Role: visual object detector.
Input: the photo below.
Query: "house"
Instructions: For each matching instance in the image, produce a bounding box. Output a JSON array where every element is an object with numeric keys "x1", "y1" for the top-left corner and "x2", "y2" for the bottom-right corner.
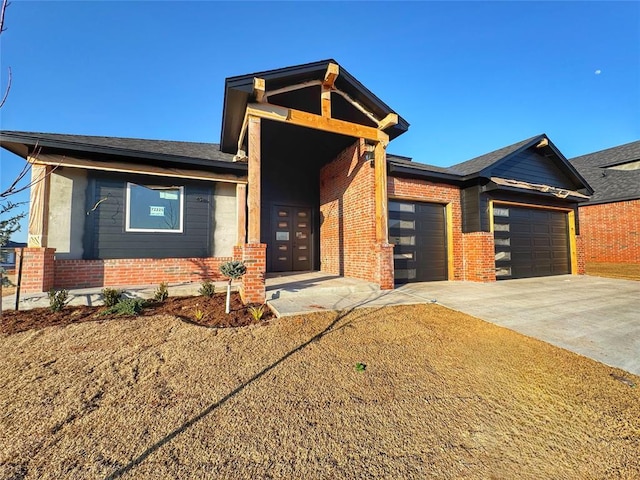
[
  {"x1": 0, "y1": 240, "x2": 27, "y2": 270},
  {"x1": 569, "y1": 141, "x2": 640, "y2": 270},
  {"x1": 0, "y1": 59, "x2": 594, "y2": 302}
]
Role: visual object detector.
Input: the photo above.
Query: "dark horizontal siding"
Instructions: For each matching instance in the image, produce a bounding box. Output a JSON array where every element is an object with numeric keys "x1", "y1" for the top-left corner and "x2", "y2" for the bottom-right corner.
[
  {"x1": 84, "y1": 172, "x2": 212, "y2": 260},
  {"x1": 491, "y1": 150, "x2": 577, "y2": 189}
]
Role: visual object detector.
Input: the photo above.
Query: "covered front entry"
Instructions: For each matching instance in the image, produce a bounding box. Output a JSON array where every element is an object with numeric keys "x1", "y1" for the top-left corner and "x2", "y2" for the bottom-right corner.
[
  {"x1": 493, "y1": 204, "x2": 571, "y2": 279},
  {"x1": 269, "y1": 205, "x2": 313, "y2": 272},
  {"x1": 389, "y1": 200, "x2": 448, "y2": 283}
]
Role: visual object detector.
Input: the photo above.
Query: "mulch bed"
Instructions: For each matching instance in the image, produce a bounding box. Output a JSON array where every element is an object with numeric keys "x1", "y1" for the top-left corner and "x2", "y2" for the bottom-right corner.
[{"x1": 0, "y1": 292, "x2": 273, "y2": 335}]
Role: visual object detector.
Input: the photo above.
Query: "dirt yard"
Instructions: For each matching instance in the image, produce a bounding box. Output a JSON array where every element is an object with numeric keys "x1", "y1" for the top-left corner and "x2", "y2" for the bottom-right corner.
[
  {"x1": 586, "y1": 262, "x2": 640, "y2": 281},
  {"x1": 1, "y1": 304, "x2": 638, "y2": 479}
]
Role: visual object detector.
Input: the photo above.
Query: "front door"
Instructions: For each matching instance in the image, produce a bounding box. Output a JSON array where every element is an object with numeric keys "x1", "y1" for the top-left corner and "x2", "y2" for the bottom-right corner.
[{"x1": 271, "y1": 205, "x2": 312, "y2": 272}]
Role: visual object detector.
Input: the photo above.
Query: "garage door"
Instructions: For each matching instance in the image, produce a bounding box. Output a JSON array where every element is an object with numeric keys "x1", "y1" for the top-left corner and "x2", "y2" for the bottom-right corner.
[
  {"x1": 493, "y1": 205, "x2": 570, "y2": 280},
  {"x1": 389, "y1": 200, "x2": 447, "y2": 283}
]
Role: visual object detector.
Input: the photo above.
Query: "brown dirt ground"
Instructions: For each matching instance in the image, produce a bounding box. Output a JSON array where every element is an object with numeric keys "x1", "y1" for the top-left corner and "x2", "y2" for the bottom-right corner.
[
  {"x1": 0, "y1": 304, "x2": 638, "y2": 479},
  {"x1": 0, "y1": 292, "x2": 272, "y2": 335},
  {"x1": 586, "y1": 262, "x2": 640, "y2": 281}
]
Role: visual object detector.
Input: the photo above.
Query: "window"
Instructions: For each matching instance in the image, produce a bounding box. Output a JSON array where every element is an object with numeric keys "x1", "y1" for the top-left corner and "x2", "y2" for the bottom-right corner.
[{"x1": 126, "y1": 183, "x2": 184, "y2": 233}]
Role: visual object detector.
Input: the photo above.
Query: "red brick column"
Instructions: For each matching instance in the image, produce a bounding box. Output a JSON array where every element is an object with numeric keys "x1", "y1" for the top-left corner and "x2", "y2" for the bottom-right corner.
[
  {"x1": 240, "y1": 243, "x2": 266, "y2": 304},
  {"x1": 462, "y1": 233, "x2": 496, "y2": 282},
  {"x1": 374, "y1": 243, "x2": 394, "y2": 290},
  {"x1": 16, "y1": 247, "x2": 56, "y2": 293}
]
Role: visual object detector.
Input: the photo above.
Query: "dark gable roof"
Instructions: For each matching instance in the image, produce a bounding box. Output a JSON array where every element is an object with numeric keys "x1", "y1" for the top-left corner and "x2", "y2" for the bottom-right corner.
[
  {"x1": 220, "y1": 59, "x2": 409, "y2": 153},
  {"x1": 570, "y1": 140, "x2": 640, "y2": 204},
  {"x1": 0, "y1": 131, "x2": 243, "y2": 171},
  {"x1": 449, "y1": 135, "x2": 544, "y2": 175}
]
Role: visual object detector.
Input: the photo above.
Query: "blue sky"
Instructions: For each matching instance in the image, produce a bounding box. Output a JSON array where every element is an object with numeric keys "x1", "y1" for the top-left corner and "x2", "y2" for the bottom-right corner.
[{"x1": 1, "y1": 1, "x2": 639, "y2": 242}]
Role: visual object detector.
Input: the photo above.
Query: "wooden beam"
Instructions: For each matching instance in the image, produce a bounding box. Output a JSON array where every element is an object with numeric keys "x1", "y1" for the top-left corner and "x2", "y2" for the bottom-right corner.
[
  {"x1": 323, "y1": 62, "x2": 339, "y2": 88},
  {"x1": 264, "y1": 80, "x2": 322, "y2": 101},
  {"x1": 374, "y1": 142, "x2": 389, "y2": 244},
  {"x1": 253, "y1": 77, "x2": 266, "y2": 103},
  {"x1": 247, "y1": 116, "x2": 261, "y2": 244},
  {"x1": 378, "y1": 113, "x2": 398, "y2": 130},
  {"x1": 568, "y1": 210, "x2": 579, "y2": 274},
  {"x1": 236, "y1": 183, "x2": 247, "y2": 245},
  {"x1": 27, "y1": 164, "x2": 51, "y2": 247},
  {"x1": 246, "y1": 103, "x2": 389, "y2": 145},
  {"x1": 237, "y1": 111, "x2": 249, "y2": 153},
  {"x1": 536, "y1": 138, "x2": 549, "y2": 148},
  {"x1": 321, "y1": 87, "x2": 331, "y2": 118},
  {"x1": 332, "y1": 89, "x2": 380, "y2": 127}
]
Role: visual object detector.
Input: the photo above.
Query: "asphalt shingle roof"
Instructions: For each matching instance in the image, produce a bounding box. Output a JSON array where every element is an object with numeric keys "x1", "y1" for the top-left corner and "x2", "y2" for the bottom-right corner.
[
  {"x1": 570, "y1": 140, "x2": 640, "y2": 204},
  {"x1": 448, "y1": 135, "x2": 542, "y2": 175},
  {"x1": 0, "y1": 131, "x2": 235, "y2": 163}
]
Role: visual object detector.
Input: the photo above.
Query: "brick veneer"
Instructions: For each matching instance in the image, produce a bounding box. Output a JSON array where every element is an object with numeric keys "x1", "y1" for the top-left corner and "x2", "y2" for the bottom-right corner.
[
  {"x1": 320, "y1": 140, "x2": 378, "y2": 282},
  {"x1": 462, "y1": 232, "x2": 496, "y2": 282},
  {"x1": 388, "y1": 176, "x2": 466, "y2": 280},
  {"x1": 239, "y1": 243, "x2": 266, "y2": 304},
  {"x1": 579, "y1": 200, "x2": 640, "y2": 264},
  {"x1": 16, "y1": 248, "x2": 55, "y2": 293},
  {"x1": 51, "y1": 256, "x2": 232, "y2": 292}
]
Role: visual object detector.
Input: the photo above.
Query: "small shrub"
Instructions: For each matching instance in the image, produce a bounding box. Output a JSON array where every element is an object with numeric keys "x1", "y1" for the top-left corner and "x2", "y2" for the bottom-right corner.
[
  {"x1": 101, "y1": 288, "x2": 122, "y2": 307},
  {"x1": 154, "y1": 282, "x2": 169, "y2": 302},
  {"x1": 219, "y1": 261, "x2": 247, "y2": 281},
  {"x1": 101, "y1": 298, "x2": 146, "y2": 316},
  {"x1": 198, "y1": 280, "x2": 216, "y2": 298},
  {"x1": 355, "y1": 362, "x2": 367, "y2": 372},
  {"x1": 193, "y1": 307, "x2": 205, "y2": 321},
  {"x1": 247, "y1": 304, "x2": 267, "y2": 321},
  {"x1": 48, "y1": 289, "x2": 69, "y2": 312}
]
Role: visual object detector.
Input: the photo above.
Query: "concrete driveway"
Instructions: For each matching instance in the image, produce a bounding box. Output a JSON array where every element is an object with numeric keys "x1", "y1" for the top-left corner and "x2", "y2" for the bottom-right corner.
[
  {"x1": 269, "y1": 274, "x2": 640, "y2": 376},
  {"x1": 396, "y1": 275, "x2": 640, "y2": 376}
]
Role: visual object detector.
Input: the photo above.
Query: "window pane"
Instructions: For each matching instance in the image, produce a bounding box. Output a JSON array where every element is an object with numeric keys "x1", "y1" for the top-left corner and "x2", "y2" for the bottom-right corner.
[
  {"x1": 495, "y1": 251, "x2": 511, "y2": 261},
  {"x1": 389, "y1": 219, "x2": 415, "y2": 229},
  {"x1": 494, "y1": 207, "x2": 509, "y2": 217},
  {"x1": 496, "y1": 267, "x2": 512, "y2": 276},
  {"x1": 389, "y1": 201, "x2": 415, "y2": 213},
  {"x1": 390, "y1": 235, "x2": 415, "y2": 245},
  {"x1": 127, "y1": 184, "x2": 182, "y2": 232},
  {"x1": 494, "y1": 223, "x2": 510, "y2": 232}
]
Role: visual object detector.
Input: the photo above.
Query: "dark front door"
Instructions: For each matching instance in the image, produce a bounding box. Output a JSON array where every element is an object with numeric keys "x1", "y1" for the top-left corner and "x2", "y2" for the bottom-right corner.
[
  {"x1": 494, "y1": 205, "x2": 570, "y2": 279},
  {"x1": 389, "y1": 200, "x2": 448, "y2": 283},
  {"x1": 271, "y1": 205, "x2": 312, "y2": 272}
]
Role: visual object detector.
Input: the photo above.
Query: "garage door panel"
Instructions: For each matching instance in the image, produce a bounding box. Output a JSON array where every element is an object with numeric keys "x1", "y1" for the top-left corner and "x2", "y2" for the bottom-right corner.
[
  {"x1": 494, "y1": 205, "x2": 570, "y2": 280},
  {"x1": 390, "y1": 201, "x2": 447, "y2": 283}
]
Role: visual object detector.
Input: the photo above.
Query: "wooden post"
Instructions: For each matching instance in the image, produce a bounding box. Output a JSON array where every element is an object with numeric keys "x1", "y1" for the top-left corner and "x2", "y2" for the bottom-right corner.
[
  {"x1": 236, "y1": 183, "x2": 247, "y2": 245},
  {"x1": 27, "y1": 164, "x2": 51, "y2": 247},
  {"x1": 247, "y1": 116, "x2": 261, "y2": 244},
  {"x1": 374, "y1": 142, "x2": 389, "y2": 244}
]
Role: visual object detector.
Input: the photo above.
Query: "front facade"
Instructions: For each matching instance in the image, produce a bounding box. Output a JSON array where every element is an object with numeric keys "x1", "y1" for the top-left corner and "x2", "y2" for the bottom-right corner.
[{"x1": 1, "y1": 60, "x2": 597, "y2": 301}]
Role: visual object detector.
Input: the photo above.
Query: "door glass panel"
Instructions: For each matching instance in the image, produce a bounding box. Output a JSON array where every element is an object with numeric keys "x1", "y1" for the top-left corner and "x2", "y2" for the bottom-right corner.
[
  {"x1": 495, "y1": 251, "x2": 511, "y2": 261},
  {"x1": 494, "y1": 207, "x2": 509, "y2": 217},
  {"x1": 389, "y1": 219, "x2": 415, "y2": 229},
  {"x1": 298, "y1": 256, "x2": 307, "y2": 261},
  {"x1": 278, "y1": 256, "x2": 287, "y2": 261},
  {"x1": 296, "y1": 232, "x2": 307, "y2": 239},
  {"x1": 496, "y1": 267, "x2": 512, "y2": 276},
  {"x1": 390, "y1": 235, "x2": 415, "y2": 245},
  {"x1": 389, "y1": 201, "x2": 415, "y2": 213},
  {"x1": 278, "y1": 245, "x2": 287, "y2": 251},
  {"x1": 298, "y1": 222, "x2": 307, "y2": 228},
  {"x1": 394, "y1": 252, "x2": 414, "y2": 259},
  {"x1": 278, "y1": 211, "x2": 288, "y2": 217},
  {"x1": 297, "y1": 211, "x2": 307, "y2": 217},
  {"x1": 278, "y1": 221, "x2": 289, "y2": 228},
  {"x1": 494, "y1": 223, "x2": 510, "y2": 232},
  {"x1": 276, "y1": 231, "x2": 289, "y2": 241},
  {"x1": 298, "y1": 245, "x2": 307, "y2": 250},
  {"x1": 494, "y1": 238, "x2": 511, "y2": 246},
  {"x1": 395, "y1": 269, "x2": 417, "y2": 280}
]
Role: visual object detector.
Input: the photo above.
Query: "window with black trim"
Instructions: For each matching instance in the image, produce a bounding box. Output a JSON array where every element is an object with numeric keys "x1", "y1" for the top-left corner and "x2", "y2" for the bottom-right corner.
[{"x1": 125, "y1": 183, "x2": 184, "y2": 233}]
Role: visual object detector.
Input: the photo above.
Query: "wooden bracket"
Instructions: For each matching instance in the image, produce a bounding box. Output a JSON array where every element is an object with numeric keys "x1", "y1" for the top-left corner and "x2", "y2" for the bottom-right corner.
[
  {"x1": 253, "y1": 77, "x2": 266, "y2": 103},
  {"x1": 378, "y1": 113, "x2": 398, "y2": 130},
  {"x1": 323, "y1": 62, "x2": 339, "y2": 88}
]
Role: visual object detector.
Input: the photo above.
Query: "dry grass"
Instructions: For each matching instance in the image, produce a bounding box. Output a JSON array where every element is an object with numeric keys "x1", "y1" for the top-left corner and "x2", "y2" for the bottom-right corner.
[
  {"x1": 586, "y1": 262, "x2": 640, "y2": 281},
  {"x1": 1, "y1": 304, "x2": 638, "y2": 479}
]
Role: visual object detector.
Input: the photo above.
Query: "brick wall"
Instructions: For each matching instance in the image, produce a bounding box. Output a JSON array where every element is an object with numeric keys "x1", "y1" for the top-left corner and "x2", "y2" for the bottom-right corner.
[
  {"x1": 579, "y1": 200, "x2": 640, "y2": 264},
  {"x1": 16, "y1": 248, "x2": 56, "y2": 293},
  {"x1": 320, "y1": 140, "x2": 378, "y2": 282},
  {"x1": 239, "y1": 243, "x2": 266, "y2": 304},
  {"x1": 462, "y1": 233, "x2": 496, "y2": 282},
  {"x1": 388, "y1": 176, "x2": 465, "y2": 280},
  {"x1": 53, "y1": 256, "x2": 233, "y2": 290}
]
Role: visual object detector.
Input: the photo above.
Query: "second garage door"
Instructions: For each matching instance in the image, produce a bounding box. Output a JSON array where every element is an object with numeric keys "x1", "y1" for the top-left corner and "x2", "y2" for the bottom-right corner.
[
  {"x1": 389, "y1": 200, "x2": 447, "y2": 283},
  {"x1": 493, "y1": 205, "x2": 570, "y2": 279}
]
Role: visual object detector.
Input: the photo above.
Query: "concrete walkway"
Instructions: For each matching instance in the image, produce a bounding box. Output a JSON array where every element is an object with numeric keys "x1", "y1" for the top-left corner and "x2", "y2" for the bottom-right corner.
[{"x1": 268, "y1": 273, "x2": 640, "y2": 376}]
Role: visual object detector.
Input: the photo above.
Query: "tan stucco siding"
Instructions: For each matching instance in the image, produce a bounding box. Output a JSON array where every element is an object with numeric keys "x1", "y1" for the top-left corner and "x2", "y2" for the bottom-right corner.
[
  {"x1": 212, "y1": 182, "x2": 237, "y2": 257},
  {"x1": 48, "y1": 167, "x2": 87, "y2": 259}
]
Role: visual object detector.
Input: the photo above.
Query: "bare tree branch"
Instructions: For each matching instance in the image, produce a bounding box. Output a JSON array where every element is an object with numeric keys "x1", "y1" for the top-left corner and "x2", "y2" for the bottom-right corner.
[{"x1": 0, "y1": 0, "x2": 11, "y2": 108}]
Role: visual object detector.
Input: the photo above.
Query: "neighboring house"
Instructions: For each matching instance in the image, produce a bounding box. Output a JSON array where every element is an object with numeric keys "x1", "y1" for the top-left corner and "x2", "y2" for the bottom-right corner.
[
  {"x1": 0, "y1": 59, "x2": 594, "y2": 302},
  {"x1": 0, "y1": 240, "x2": 28, "y2": 270},
  {"x1": 570, "y1": 141, "x2": 640, "y2": 268}
]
